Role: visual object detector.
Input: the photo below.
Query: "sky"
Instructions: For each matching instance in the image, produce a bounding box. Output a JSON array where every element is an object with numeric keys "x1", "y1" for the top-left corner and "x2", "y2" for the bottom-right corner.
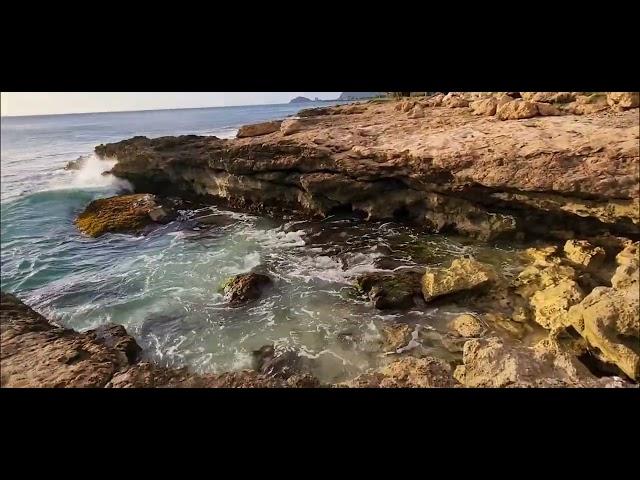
[{"x1": 0, "y1": 92, "x2": 343, "y2": 117}]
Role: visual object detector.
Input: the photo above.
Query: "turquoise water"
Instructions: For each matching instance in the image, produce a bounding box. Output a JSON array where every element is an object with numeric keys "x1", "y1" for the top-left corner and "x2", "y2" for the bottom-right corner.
[{"x1": 1, "y1": 103, "x2": 524, "y2": 383}]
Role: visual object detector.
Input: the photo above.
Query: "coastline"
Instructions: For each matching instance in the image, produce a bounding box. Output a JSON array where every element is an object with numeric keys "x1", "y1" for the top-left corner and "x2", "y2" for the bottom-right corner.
[{"x1": 2, "y1": 92, "x2": 639, "y2": 388}]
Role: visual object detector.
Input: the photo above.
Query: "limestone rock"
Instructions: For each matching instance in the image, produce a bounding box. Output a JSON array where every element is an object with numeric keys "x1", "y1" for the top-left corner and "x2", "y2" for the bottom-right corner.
[
  {"x1": 563, "y1": 240, "x2": 605, "y2": 269},
  {"x1": 520, "y1": 92, "x2": 576, "y2": 104},
  {"x1": 470, "y1": 98, "x2": 498, "y2": 116},
  {"x1": 442, "y1": 93, "x2": 470, "y2": 108},
  {"x1": 449, "y1": 314, "x2": 485, "y2": 337},
  {"x1": 496, "y1": 99, "x2": 539, "y2": 120},
  {"x1": 221, "y1": 272, "x2": 272, "y2": 305},
  {"x1": 345, "y1": 356, "x2": 458, "y2": 388},
  {"x1": 75, "y1": 194, "x2": 174, "y2": 237},
  {"x1": 281, "y1": 119, "x2": 305, "y2": 136},
  {"x1": 535, "y1": 102, "x2": 562, "y2": 116},
  {"x1": 607, "y1": 92, "x2": 639, "y2": 110},
  {"x1": 236, "y1": 120, "x2": 282, "y2": 138},
  {"x1": 422, "y1": 258, "x2": 496, "y2": 303},
  {"x1": 453, "y1": 336, "x2": 629, "y2": 387}
]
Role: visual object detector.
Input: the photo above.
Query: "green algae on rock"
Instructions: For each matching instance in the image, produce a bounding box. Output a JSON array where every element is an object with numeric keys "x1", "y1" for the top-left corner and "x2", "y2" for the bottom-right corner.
[{"x1": 74, "y1": 193, "x2": 175, "y2": 237}]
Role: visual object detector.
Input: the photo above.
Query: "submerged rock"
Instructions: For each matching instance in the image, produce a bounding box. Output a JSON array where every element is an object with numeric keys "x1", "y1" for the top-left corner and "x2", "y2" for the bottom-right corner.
[
  {"x1": 75, "y1": 194, "x2": 175, "y2": 237},
  {"x1": 421, "y1": 258, "x2": 496, "y2": 303},
  {"x1": 355, "y1": 271, "x2": 423, "y2": 309},
  {"x1": 221, "y1": 272, "x2": 272, "y2": 305},
  {"x1": 85, "y1": 323, "x2": 141, "y2": 364}
]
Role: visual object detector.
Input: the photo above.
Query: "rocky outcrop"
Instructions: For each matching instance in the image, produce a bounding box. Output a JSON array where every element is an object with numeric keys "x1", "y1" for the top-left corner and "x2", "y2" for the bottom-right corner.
[
  {"x1": 236, "y1": 120, "x2": 282, "y2": 138},
  {"x1": 422, "y1": 259, "x2": 496, "y2": 303},
  {"x1": 453, "y1": 336, "x2": 632, "y2": 387},
  {"x1": 221, "y1": 272, "x2": 272, "y2": 305},
  {"x1": 344, "y1": 356, "x2": 458, "y2": 388},
  {"x1": 449, "y1": 314, "x2": 486, "y2": 338},
  {"x1": 74, "y1": 194, "x2": 175, "y2": 237},
  {"x1": 98, "y1": 95, "x2": 639, "y2": 243},
  {"x1": 0, "y1": 292, "x2": 317, "y2": 388}
]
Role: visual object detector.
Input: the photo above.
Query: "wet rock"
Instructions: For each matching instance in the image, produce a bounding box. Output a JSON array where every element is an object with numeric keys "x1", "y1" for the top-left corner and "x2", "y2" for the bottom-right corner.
[
  {"x1": 563, "y1": 240, "x2": 605, "y2": 270},
  {"x1": 607, "y1": 92, "x2": 639, "y2": 110},
  {"x1": 449, "y1": 314, "x2": 485, "y2": 338},
  {"x1": 75, "y1": 194, "x2": 175, "y2": 237},
  {"x1": 252, "y1": 344, "x2": 307, "y2": 379},
  {"x1": 221, "y1": 272, "x2": 272, "y2": 305},
  {"x1": 421, "y1": 258, "x2": 496, "y2": 303},
  {"x1": 236, "y1": 120, "x2": 282, "y2": 138},
  {"x1": 85, "y1": 323, "x2": 141, "y2": 364},
  {"x1": 1, "y1": 292, "x2": 126, "y2": 387},
  {"x1": 355, "y1": 271, "x2": 423, "y2": 309},
  {"x1": 64, "y1": 156, "x2": 87, "y2": 171},
  {"x1": 380, "y1": 323, "x2": 413, "y2": 352},
  {"x1": 470, "y1": 98, "x2": 498, "y2": 116},
  {"x1": 192, "y1": 213, "x2": 235, "y2": 227},
  {"x1": 344, "y1": 356, "x2": 458, "y2": 388},
  {"x1": 496, "y1": 99, "x2": 539, "y2": 120},
  {"x1": 453, "y1": 336, "x2": 631, "y2": 388}
]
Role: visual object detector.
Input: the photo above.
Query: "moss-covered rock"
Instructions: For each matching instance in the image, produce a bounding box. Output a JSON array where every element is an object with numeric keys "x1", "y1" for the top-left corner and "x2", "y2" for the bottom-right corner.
[
  {"x1": 355, "y1": 271, "x2": 423, "y2": 310},
  {"x1": 75, "y1": 194, "x2": 174, "y2": 237}
]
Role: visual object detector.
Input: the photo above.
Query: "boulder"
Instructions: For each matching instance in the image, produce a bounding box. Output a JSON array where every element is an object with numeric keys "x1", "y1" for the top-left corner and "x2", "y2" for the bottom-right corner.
[
  {"x1": 496, "y1": 99, "x2": 539, "y2": 120},
  {"x1": 236, "y1": 120, "x2": 282, "y2": 138},
  {"x1": 607, "y1": 92, "x2": 639, "y2": 110},
  {"x1": 470, "y1": 98, "x2": 498, "y2": 116},
  {"x1": 356, "y1": 271, "x2": 423, "y2": 309},
  {"x1": 75, "y1": 194, "x2": 175, "y2": 237},
  {"x1": 422, "y1": 258, "x2": 496, "y2": 303},
  {"x1": 535, "y1": 102, "x2": 562, "y2": 116},
  {"x1": 520, "y1": 92, "x2": 576, "y2": 104},
  {"x1": 407, "y1": 104, "x2": 425, "y2": 119},
  {"x1": 221, "y1": 272, "x2": 272, "y2": 305}
]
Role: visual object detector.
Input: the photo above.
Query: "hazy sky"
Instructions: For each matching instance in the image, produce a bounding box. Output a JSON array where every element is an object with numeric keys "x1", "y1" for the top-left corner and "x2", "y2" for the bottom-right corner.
[{"x1": 0, "y1": 92, "x2": 342, "y2": 117}]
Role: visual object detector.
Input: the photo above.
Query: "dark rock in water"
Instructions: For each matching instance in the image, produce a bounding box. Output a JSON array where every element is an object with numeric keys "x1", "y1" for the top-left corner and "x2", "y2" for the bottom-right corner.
[
  {"x1": 355, "y1": 270, "x2": 423, "y2": 310},
  {"x1": 252, "y1": 344, "x2": 317, "y2": 381},
  {"x1": 65, "y1": 156, "x2": 87, "y2": 171},
  {"x1": 192, "y1": 213, "x2": 235, "y2": 227},
  {"x1": 221, "y1": 272, "x2": 272, "y2": 305},
  {"x1": 85, "y1": 323, "x2": 141, "y2": 364}
]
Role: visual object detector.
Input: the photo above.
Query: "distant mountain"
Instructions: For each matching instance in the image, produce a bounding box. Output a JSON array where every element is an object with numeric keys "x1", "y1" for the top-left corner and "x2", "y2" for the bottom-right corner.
[
  {"x1": 289, "y1": 96, "x2": 312, "y2": 104},
  {"x1": 338, "y1": 92, "x2": 384, "y2": 101}
]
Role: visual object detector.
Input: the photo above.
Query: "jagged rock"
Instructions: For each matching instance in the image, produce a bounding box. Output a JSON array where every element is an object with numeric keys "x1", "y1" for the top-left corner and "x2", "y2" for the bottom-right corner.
[
  {"x1": 85, "y1": 324, "x2": 141, "y2": 364},
  {"x1": 75, "y1": 194, "x2": 175, "y2": 237},
  {"x1": 607, "y1": 92, "x2": 639, "y2": 110},
  {"x1": 221, "y1": 272, "x2": 272, "y2": 305},
  {"x1": 356, "y1": 271, "x2": 423, "y2": 309},
  {"x1": 496, "y1": 99, "x2": 539, "y2": 120},
  {"x1": 236, "y1": 120, "x2": 282, "y2": 138},
  {"x1": 344, "y1": 356, "x2": 458, "y2": 388},
  {"x1": 380, "y1": 323, "x2": 413, "y2": 352},
  {"x1": 567, "y1": 242, "x2": 639, "y2": 380},
  {"x1": 422, "y1": 259, "x2": 496, "y2": 303},
  {"x1": 64, "y1": 156, "x2": 87, "y2": 171},
  {"x1": 563, "y1": 240, "x2": 605, "y2": 269},
  {"x1": 453, "y1": 336, "x2": 630, "y2": 387},
  {"x1": 449, "y1": 314, "x2": 485, "y2": 337},
  {"x1": 470, "y1": 98, "x2": 498, "y2": 116}
]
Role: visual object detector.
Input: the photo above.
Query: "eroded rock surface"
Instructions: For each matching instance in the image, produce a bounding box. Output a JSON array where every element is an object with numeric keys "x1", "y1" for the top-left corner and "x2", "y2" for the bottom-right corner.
[
  {"x1": 422, "y1": 258, "x2": 496, "y2": 303},
  {"x1": 99, "y1": 94, "x2": 639, "y2": 242}
]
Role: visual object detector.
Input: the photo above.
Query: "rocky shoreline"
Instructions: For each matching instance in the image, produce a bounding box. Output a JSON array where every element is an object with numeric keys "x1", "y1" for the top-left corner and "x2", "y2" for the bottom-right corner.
[{"x1": 2, "y1": 92, "x2": 639, "y2": 388}]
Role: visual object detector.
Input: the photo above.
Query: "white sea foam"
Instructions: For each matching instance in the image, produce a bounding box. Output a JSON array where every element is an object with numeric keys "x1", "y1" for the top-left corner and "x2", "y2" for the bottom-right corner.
[{"x1": 48, "y1": 154, "x2": 132, "y2": 192}]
